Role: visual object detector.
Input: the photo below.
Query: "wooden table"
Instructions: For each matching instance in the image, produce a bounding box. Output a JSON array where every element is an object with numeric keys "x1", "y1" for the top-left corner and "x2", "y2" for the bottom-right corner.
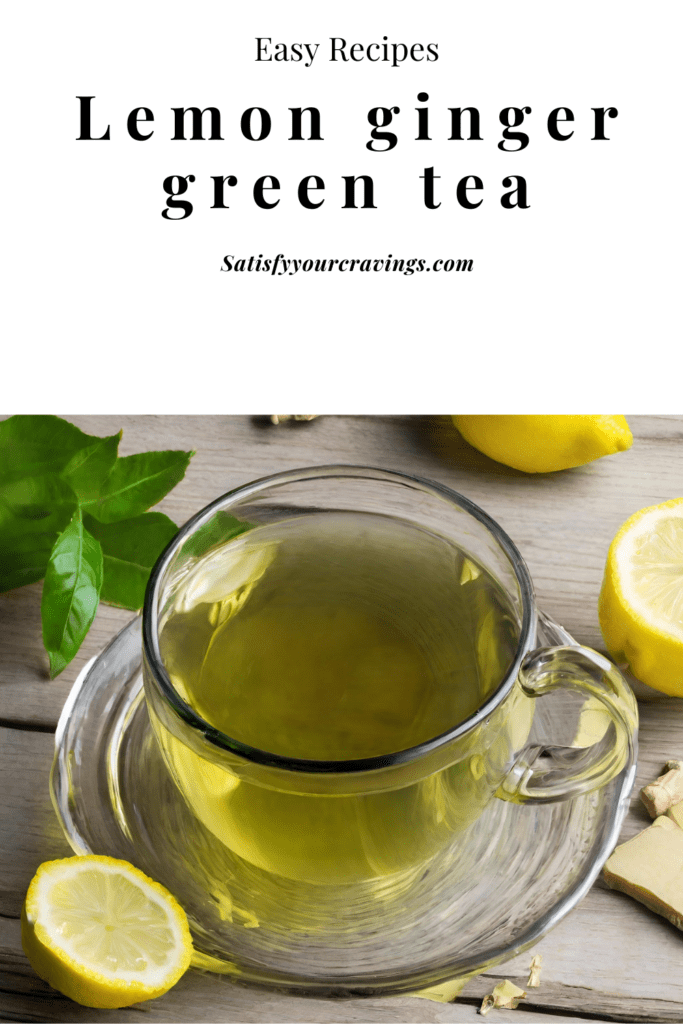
[{"x1": 3, "y1": 415, "x2": 683, "y2": 1024}]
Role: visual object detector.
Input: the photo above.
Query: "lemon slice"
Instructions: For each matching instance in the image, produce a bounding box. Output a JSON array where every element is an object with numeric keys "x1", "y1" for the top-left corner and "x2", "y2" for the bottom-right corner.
[
  {"x1": 22, "y1": 856, "x2": 193, "y2": 1008},
  {"x1": 599, "y1": 498, "x2": 683, "y2": 696}
]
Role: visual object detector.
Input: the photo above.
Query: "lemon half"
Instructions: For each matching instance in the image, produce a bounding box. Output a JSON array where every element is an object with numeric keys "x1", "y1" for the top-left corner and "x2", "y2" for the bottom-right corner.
[
  {"x1": 22, "y1": 856, "x2": 193, "y2": 1008},
  {"x1": 453, "y1": 415, "x2": 633, "y2": 473},
  {"x1": 599, "y1": 498, "x2": 683, "y2": 696}
]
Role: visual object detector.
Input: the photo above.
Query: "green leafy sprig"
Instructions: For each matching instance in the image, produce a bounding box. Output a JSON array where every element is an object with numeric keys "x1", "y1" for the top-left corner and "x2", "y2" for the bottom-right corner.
[{"x1": 0, "y1": 416, "x2": 193, "y2": 676}]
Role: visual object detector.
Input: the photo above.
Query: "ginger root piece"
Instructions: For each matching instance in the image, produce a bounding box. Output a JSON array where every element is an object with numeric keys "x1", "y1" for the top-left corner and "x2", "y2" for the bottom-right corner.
[
  {"x1": 479, "y1": 980, "x2": 527, "y2": 1015},
  {"x1": 667, "y1": 801, "x2": 683, "y2": 830},
  {"x1": 604, "y1": 815, "x2": 683, "y2": 930},
  {"x1": 527, "y1": 954, "x2": 542, "y2": 988},
  {"x1": 640, "y1": 760, "x2": 683, "y2": 818},
  {"x1": 269, "y1": 415, "x2": 318, "y2": 424}
]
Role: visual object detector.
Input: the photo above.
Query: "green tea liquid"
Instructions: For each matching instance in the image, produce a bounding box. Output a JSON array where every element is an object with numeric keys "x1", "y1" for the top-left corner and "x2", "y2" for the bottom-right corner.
[
  {"x1": 155, "y1": 512, "x2": 521, "y2": 882},
  {"x1": 160, "y1": 513, "x2": 517, "y2": 759}
]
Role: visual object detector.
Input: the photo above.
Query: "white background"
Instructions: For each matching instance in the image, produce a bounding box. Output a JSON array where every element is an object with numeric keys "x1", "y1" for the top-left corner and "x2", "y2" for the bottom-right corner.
[{"x1": 3, "y1": 1, "x2": 680, "y2": 412}]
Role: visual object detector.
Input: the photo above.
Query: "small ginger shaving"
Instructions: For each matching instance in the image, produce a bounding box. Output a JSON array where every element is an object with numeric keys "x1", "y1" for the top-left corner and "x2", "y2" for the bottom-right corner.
[
  {"x1": 479, "y1": 980, "x2": 527, "y2": 1015},
  {"x1": 527, "y1": 954, "x2": 542, "y2": 988},
  {"x1": 269, "y1": 415, "x2": 319, "y2": 424},
  {"x1": 640, "y1": 759, "x2": 683, "y2": 817}
]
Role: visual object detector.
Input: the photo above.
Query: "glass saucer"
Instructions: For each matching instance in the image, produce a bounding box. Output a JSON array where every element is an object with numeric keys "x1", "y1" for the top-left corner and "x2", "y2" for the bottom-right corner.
[{"x1": 51, "y1": 612, "x2": 635, "y2": 996}]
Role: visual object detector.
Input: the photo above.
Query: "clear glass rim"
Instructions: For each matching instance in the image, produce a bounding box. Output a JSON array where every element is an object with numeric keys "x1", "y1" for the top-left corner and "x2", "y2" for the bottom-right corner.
[{"x1": 142, "y1": 465, "x2": 536, "y2": 774}]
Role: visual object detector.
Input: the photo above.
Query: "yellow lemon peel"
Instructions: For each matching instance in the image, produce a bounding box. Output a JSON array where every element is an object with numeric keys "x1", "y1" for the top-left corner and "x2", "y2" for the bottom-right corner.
[
  {"x1": 453, "y1": 415, "x2": 632, "y2": 474},
  {"x1": 599, "y1": 498, "x2": 683, "y2": 696},
  {"x1": 21, "y1": 856, "x2": 192, "y2": 1009}
]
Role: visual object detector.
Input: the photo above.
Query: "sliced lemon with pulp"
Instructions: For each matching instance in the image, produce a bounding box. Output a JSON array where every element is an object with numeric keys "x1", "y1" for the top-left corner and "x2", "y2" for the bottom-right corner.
[
  {"x1": 599, "y1": 498, "x2": 683, "y2": 696},
  {"x1": 22, "y1": 856, "x2": 192, "y2": 1008}
]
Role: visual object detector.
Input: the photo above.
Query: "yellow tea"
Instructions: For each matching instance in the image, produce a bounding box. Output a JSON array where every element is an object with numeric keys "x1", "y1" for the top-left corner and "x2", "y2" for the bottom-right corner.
[
  {"x1": 153, "y1": 512, "x2": 522, "y2": 883},
  {"x1": 160, "y1": 513, "x2": 517, "y2": 760}
]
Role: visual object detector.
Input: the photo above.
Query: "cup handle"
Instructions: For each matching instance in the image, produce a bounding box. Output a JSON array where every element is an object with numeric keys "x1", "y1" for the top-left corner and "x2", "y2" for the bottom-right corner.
[{"x1": 498, "y1": 645, "x2": 638, "y2": 803}]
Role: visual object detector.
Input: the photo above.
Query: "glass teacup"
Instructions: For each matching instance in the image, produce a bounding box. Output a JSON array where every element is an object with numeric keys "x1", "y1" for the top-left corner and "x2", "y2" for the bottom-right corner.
[{"x1": 142, "y1": 466, "x2": 637, "y2": 888}]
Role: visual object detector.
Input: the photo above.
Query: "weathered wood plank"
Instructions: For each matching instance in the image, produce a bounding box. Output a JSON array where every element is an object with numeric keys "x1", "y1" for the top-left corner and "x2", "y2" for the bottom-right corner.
[
  {"x1": 0, "y1": 919, "x2": 631, "y2": 1024},
  {"x1": 0, "y1": 728, "x2": 73, "y2": 918},
  {"x1": 2, "y1": 414, "x2": 683, "y2": 728},
  {"x1": 2, "y1": 718, "x2": 683, "y2": 1022}
]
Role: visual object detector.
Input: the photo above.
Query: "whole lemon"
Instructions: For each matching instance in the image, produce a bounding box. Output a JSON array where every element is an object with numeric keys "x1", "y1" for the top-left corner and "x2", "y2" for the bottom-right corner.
[{"x1": 452, "y1": 415, "x2": 632, "y2": 474}]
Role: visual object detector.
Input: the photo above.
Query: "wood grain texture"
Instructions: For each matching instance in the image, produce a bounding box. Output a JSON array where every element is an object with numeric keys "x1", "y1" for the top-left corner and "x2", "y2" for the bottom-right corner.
[{"x1": 2, "y1": 414, "x2": 683, "y2": 1022}]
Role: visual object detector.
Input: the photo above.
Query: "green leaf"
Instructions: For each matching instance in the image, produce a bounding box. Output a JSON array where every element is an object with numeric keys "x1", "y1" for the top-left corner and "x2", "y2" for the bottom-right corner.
[
  {"x1": 62, "y1": 431, "x2": 121, "y2": 503},
  {"x1": 0, "y1": 415, "x2": 102, "y2": 484},
  {"x1": 0, "y1": 474, "x2": 78, "y2": 593},
  {"x1": 0, "y1": 473, "x2": 77, "y2": 531},
  {"x1": 0, "y1": 532, "x2": 59, "y2": 592},
  {"x1": 82, "y1": 449, "x2": 193, "y2": 524},
  {"x1": 181, "y1": 510, "x2": 253, "y2": 560},
  {"x1": 41, "y1": 509, "x2": 103, "y2": 677},
  {"x1": 84, "y1": 511, "x2": 178, "y2": 610}
]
